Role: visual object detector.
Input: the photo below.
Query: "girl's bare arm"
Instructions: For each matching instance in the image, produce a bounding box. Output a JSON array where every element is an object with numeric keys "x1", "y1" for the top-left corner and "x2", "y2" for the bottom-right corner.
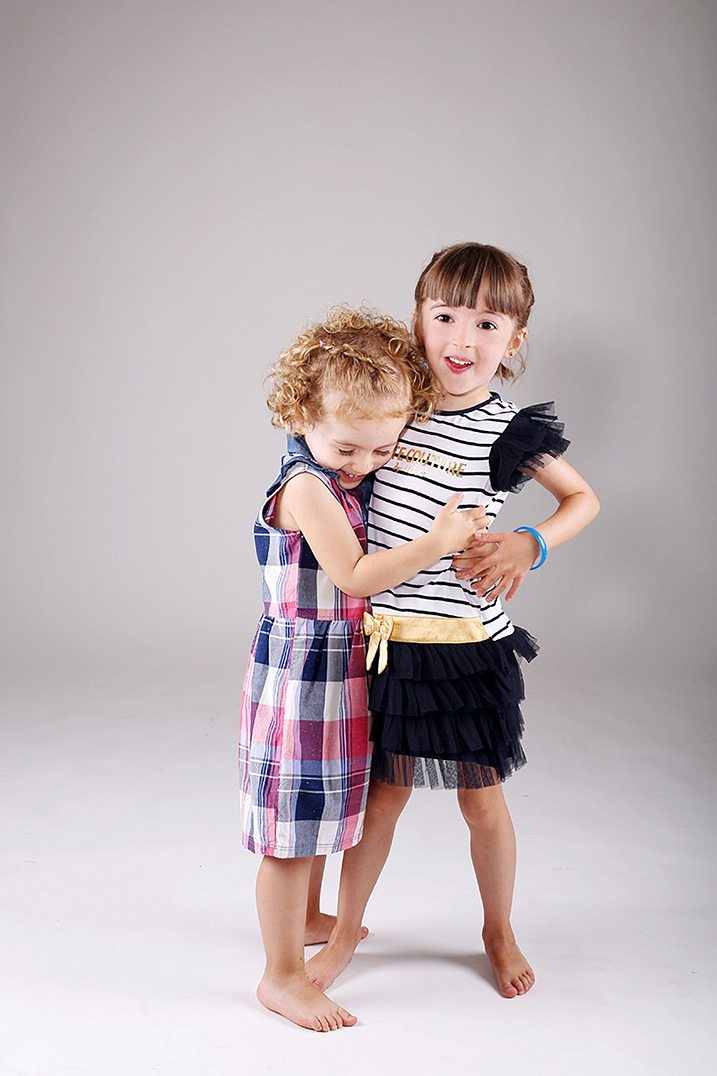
[
  {"x1": 453, "y1": 457, "x2": 599, "y2": 601},
  {"x1": 273, "y1": 472, "x2": 487, "y2": 598}
]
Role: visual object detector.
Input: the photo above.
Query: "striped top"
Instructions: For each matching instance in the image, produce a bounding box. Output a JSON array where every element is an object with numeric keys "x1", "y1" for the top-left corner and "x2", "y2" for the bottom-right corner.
[{"x1": 367, "y1": 393, "x2": 567, "y2": 639}]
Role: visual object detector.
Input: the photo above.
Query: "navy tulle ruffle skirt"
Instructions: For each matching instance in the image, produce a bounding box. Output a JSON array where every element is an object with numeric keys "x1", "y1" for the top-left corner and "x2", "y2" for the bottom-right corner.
[{"x1": 369, "y1": 626, "x2": 538, "y2": 790}]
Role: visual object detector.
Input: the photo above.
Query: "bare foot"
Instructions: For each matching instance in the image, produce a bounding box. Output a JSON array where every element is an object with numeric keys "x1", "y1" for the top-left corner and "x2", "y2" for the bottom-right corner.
[
  {"x1": 483, "y1": 931, "x2": 535, "y2": 998},
  {"x1": 257, "y1": 972, "x2": 357, "y2": 1031},
  {"x1": 305, "y1": 912, "x2": 369, "y2": 947},
  {"x1": 306, "y1": 928, "x2": 365, "y2": 991}
]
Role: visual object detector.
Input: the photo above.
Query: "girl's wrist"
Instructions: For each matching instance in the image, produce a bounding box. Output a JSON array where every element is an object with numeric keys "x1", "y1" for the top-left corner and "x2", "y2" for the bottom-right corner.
[
  {"x1": 421, "y1": 530, "x2": 447, "y2": 561},
  {"x1": 514, "y1": 526, "x2": 547, "y2": 569}
]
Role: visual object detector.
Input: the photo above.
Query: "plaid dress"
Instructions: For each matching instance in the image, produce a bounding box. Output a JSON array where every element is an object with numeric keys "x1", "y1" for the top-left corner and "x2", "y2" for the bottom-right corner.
[{"x1": 239, "y1": 446, "x2": 372, "y2": 858}]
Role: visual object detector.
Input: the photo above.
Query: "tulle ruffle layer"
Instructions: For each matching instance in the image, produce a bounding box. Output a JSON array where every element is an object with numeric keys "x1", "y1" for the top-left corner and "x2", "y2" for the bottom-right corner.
[
  {"x1": 369, "y1": 627, "x2": 538, "y2": 790},
  {"x1": 489, "y1": 402, "x2": 570, "y2": 493}
]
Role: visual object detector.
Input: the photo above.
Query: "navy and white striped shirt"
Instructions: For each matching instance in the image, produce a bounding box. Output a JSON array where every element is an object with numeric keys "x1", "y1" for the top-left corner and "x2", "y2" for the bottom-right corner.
[{"x1": 368, "y1": 393, "x2": 523, "y2": 639}]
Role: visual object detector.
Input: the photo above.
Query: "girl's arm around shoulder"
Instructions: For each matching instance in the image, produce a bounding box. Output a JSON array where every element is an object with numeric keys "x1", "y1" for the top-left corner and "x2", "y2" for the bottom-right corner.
[
  {"x1": 275, "y1": 471, "x2": 487, "y2": 598},
  {"x1": 454, "y1": 458, "x2": 599, "y2": 601}
]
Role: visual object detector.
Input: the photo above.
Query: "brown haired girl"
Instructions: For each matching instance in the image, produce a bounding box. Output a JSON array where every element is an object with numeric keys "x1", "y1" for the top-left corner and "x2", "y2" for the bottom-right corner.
[
  {"x1": 239, "y1": 306, "x2": 486, "y2": 1031},
  {"x1": 307, "y1": 246, "x2": 599, "y2": 1000}
]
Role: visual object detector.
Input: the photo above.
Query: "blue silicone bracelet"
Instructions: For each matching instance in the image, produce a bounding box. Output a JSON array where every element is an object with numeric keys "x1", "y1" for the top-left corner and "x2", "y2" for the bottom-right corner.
[{"x1": 514, "y1": 526, "x2": 548, "y2": 570}]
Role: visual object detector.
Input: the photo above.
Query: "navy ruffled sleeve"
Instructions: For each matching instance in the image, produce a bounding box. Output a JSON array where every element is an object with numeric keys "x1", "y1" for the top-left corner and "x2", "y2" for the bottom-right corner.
[{"x1": 488, "y1": 402, "x2": 570, "y2": 493}]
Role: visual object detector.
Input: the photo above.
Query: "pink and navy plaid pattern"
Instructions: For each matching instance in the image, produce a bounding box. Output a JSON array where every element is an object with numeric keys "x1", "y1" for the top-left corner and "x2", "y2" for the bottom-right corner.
[{"x1": 239, "y1": 451, "x2": 372, "y2": 858}]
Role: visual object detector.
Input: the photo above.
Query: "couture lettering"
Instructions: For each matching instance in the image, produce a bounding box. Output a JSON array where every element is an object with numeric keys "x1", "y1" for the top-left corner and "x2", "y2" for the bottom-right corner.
[{"x1": 391, "y1": 444, "x2": 466, "y2": 476}]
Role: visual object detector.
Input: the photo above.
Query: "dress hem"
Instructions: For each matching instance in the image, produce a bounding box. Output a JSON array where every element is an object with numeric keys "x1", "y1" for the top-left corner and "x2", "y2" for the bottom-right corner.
[{"x1": 242, "y1": 829, "x2": 365, "y2": 859}]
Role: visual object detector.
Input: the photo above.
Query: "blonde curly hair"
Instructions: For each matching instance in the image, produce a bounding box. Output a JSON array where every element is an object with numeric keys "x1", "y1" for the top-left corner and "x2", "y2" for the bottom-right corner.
[{"x1": 267, "y1": 306, "x2": 437, "y2": 430}]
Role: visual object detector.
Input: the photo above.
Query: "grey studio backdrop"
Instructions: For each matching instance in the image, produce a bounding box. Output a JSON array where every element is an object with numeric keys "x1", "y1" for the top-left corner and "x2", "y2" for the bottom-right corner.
[
  {"x1": 2, "y1": 0, "x2": 714, "y2": 681},
  {"x1": 1, "y1": 1, "x2": 715, "y2": 1074}
]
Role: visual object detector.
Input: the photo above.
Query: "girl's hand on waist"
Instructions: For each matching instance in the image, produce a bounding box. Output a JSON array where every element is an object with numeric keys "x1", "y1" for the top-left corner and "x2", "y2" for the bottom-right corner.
[
  {"x1": 455, "y1": 529, "x2": 540, "y2": 600},
  {"x1": 451, "y1": 532, "x2": 496, "y2": 574},
  {"x1": 429, "y1": 495, "x2": 488, "y2": 556}
]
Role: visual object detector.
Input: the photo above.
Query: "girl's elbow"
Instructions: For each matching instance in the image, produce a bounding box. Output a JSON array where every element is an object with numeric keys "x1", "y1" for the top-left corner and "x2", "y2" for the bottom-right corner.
[
  {"x1": 340, "y1": 562, "x2": 374, "y2": 598},
  {"x1": 336, "y1": 578, "x2": 371, "y2": 599},
  {"x1": 346, "y1": 584, "x2": 373, "y2": 598},
  {"x1": 589, "y1": 490, "x2": 600, "y2": 520}
]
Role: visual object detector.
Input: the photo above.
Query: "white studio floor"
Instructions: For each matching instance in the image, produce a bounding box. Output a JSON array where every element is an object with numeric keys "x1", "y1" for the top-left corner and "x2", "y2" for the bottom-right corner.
[{"x1": 2, "y1": 658, "x2": 714, "y2": 1076}]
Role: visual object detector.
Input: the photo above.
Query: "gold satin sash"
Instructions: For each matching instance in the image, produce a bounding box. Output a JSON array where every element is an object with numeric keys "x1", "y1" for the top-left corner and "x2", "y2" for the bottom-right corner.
[{"x1": 363, "y1": 612, "x2": 489, "y2": 674}]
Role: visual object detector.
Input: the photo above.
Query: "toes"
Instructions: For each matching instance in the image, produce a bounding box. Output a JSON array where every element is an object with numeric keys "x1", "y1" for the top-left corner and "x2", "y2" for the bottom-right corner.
[
  {"x1": 507, "y1": 969, "x2": 534, "y2": 996},
  {"x1": 339, "y1": 1006, "x2": 357, "y2": 1027}
]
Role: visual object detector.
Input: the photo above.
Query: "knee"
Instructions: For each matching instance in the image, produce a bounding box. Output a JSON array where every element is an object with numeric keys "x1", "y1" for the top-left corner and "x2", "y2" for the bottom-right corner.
[
  {"x1": 457, "y1": 787, "x2": 505, "y2": 832},
  {"x1": 366, "y1": 781, "x2": 412, "y2": 824}
]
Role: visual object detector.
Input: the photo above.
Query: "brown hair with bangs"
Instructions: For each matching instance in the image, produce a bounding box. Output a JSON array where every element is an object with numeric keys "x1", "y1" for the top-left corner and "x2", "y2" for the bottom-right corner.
[
  {"x1": 267, "y1": 305, "x2": 437, "y2": 431},
  {"x1": 414, "y1": 243, "x2": 535, "y2": 381}
]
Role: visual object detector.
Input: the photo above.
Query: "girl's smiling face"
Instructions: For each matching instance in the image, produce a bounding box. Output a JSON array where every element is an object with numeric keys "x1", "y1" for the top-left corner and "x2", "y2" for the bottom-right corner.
[
  {"x1": 417, "y1": 293, "x2": 527, "y2": 410},
  {"x1": 299, "y1": 406, "x2": 407, "y2": 489}
]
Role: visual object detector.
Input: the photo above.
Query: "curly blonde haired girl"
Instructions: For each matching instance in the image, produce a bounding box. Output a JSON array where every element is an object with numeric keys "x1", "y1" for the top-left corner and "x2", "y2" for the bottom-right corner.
[{"x1": 240, "y1": 304, "x2": 485, "y2": 1031}]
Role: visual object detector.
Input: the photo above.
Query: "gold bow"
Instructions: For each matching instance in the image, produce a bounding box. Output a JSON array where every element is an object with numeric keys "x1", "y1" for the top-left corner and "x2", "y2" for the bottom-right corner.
[{"x1": 363, "y1": 612, "x2": 394, "y2": 674}]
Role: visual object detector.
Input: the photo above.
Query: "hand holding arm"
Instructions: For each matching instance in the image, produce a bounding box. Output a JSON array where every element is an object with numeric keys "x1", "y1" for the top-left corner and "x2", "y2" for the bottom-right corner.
[{"x1": 428, "y1": 497, "x2": 488, "y2": 555}]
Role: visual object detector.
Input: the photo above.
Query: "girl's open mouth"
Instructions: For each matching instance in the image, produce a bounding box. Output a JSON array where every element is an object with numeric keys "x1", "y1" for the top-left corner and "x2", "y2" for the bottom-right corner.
[{"x1": 444, "y1": 356, "x2": 473, "y2": 374}]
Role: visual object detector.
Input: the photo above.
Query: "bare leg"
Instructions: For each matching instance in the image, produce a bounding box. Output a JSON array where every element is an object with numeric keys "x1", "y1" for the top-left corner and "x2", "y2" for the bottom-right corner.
[
  {"x1": 304, "y1": 855, "x2": 369, "y2": 946},
  {"x1": 457, "y1": 783, "x2": 534, "y2": 998},
  {"x1": 306, "y1": 780, "x2": 412, "y2": 990},
  {"x1": 304, "y1": 856, "x2": 332, "y2": 945},
  {"x1": 255, "y1": 854, "x2": 358, "y2": 1030}
]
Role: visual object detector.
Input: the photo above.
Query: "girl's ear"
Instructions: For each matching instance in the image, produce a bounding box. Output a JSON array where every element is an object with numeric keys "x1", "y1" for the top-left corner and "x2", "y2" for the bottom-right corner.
[{"x1": 506, "y1": 327, "x2": 528, "y2": 358}]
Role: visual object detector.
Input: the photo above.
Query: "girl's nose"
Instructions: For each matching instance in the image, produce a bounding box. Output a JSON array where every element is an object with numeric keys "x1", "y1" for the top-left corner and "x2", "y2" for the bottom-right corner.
[
  {"x1": 451, "y1": 328, "x2": 475, "y2": 349},
  {"x1": 345, "y1": 453, "x2": 371, "y2": 475}
]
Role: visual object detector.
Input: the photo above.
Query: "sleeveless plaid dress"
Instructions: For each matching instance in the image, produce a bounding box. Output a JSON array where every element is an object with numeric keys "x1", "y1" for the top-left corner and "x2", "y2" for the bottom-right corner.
[{"x1": 239, "y1": 446, "x2": 372, "y2": 858}]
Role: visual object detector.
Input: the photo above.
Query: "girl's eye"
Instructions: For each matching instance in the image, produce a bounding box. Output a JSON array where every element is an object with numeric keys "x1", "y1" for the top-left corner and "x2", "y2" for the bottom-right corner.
[
  {"x1": 435, "y1": 313, "x2": 453, "y2": 323},
  {"x1": 375, "y1": 450, "x2": 391, "y2": 458},
  {"x1": 478, "y1": 321, "x2": 498, "y2": 331},
  {"x1": 338, "y1": 449, "x2": 354, "y2": 457}
]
